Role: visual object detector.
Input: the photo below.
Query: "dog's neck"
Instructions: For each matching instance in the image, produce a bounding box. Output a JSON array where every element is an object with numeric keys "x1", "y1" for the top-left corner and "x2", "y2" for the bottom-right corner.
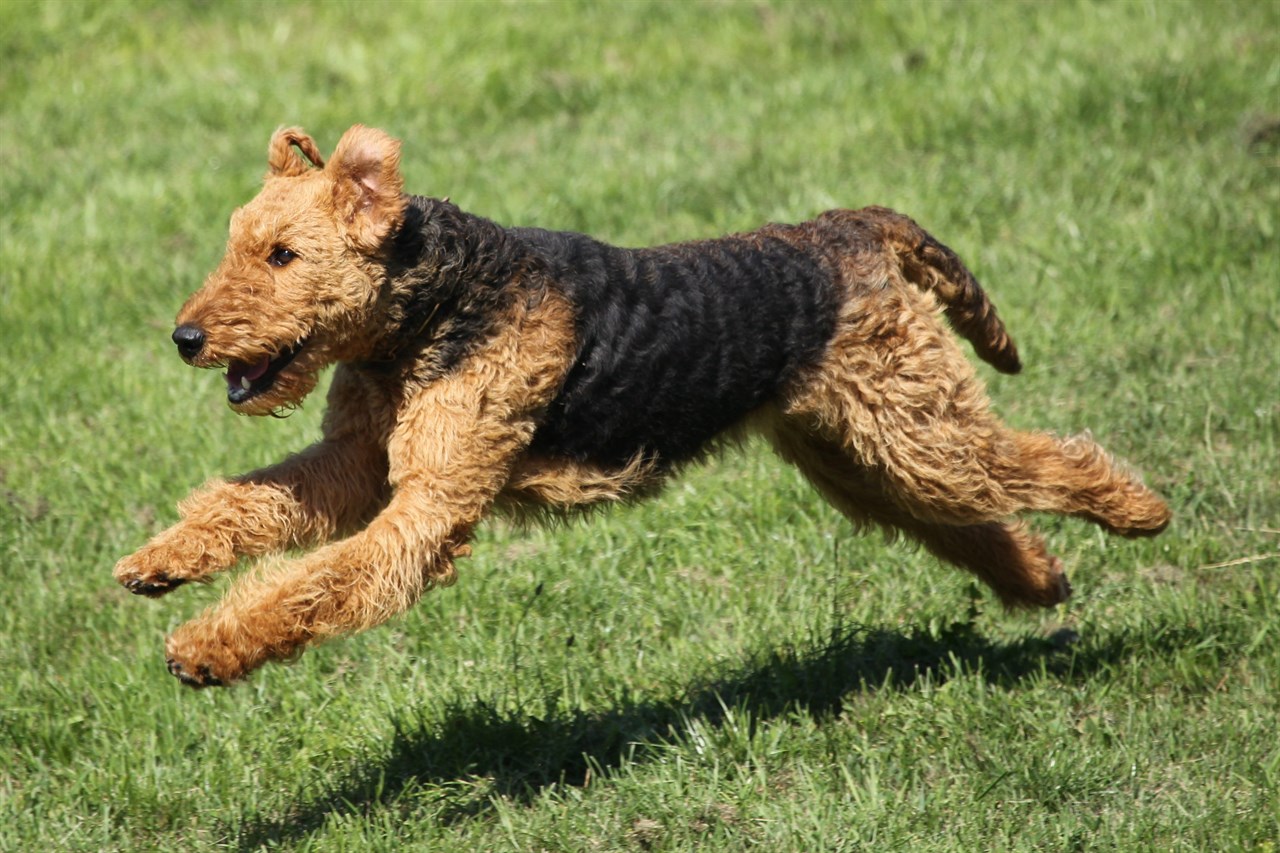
[{"x1": 357, "y1": 196, "x2": 530, "y2": 381}]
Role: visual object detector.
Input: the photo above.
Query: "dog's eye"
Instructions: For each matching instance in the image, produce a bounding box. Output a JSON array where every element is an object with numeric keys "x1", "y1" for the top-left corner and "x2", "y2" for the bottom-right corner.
[{"x1": 267, "y1": 247, "x2": 297, "y2": 268}]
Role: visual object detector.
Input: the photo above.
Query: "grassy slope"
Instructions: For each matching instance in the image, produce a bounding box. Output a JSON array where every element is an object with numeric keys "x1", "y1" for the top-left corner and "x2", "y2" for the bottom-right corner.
[{"x1": 1, "y1": 1, "x2": 1277, "y2": 849}]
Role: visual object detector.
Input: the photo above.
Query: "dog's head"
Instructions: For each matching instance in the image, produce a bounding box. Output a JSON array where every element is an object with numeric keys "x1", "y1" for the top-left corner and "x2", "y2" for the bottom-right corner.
[{"x1": 172, "y1": 125, "x2": 406, "y2": 414}]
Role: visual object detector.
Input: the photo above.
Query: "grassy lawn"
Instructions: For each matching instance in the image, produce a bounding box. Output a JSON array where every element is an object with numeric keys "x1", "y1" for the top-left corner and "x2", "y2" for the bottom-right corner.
[{"x1": 2, "y1": 0, "x2": 1278, "y2": 849}]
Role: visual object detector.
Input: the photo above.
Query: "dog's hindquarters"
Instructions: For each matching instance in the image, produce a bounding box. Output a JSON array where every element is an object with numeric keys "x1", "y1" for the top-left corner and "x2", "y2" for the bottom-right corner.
[{"x1": 772, "y1": 207, "x2": 1169, "y2": 606}]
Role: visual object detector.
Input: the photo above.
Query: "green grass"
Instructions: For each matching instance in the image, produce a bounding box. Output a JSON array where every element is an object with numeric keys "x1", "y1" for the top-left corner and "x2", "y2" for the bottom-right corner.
[{"x1": 2, "y1": 0, "x2": 1278, "y2": 849}]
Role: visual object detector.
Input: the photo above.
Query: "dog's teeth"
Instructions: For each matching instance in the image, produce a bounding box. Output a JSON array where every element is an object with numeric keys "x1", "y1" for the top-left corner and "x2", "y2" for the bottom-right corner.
[{"x1": 240, "y1": 376, "x2": 252, "y2": 390}]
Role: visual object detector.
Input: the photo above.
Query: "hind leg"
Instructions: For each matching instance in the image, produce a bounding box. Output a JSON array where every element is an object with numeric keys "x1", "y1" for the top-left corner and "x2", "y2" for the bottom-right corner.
[
  {"x1": 861, "y1": 422, "x2": 1172, "y2": 537},
  {"x1": 777, "y1": 276, "x2": 1170, "y2": 537},
  {"x1": 859, "y1": 422, "x2": 1172, "y2": 538},
  {"x1": 769, "y1": 426, "x2": 1070, "y2": 607},
  {"x1": 910, "y1": 520, "x2": 1070, "y2": 607},
  {"x1": 1006, "y1": 432, "x2": 1171, "y2": 537}
]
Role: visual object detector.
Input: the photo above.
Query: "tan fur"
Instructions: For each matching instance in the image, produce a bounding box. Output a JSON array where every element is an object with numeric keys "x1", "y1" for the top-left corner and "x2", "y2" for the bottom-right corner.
[
  {"x1": 115, "y1": 126, "x2": 1170, "y2": 687},
  {"x1": 161, "y1": 291, "x2": 575, "y2": 683}
]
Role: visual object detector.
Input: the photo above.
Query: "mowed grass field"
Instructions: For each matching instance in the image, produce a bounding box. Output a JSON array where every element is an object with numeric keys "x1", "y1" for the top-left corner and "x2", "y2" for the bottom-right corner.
[{"x1": 2, "y1": 1, "x2": 1278, "y2": 849}]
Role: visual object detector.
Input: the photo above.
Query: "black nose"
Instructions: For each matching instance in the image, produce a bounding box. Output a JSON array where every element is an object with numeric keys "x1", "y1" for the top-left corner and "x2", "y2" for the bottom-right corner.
[{"x1": 172, "y1": 325, "x2": 206, "y2": 359}]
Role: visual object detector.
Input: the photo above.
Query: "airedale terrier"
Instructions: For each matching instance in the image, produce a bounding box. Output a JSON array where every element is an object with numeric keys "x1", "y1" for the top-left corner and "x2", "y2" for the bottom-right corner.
[{"x1": 115, "y1": 125, "x2": 1170, "y2": 687}]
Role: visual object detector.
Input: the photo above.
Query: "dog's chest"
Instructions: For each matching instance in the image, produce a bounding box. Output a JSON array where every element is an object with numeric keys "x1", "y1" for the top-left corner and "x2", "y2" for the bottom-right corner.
[{"x1": 518, "y1": 227, "x2": 839, "y2": 468}]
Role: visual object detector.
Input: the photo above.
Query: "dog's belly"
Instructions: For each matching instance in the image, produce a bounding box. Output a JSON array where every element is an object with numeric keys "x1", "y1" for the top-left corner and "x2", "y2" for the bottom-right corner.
[{"x1": 517, "y1": 227, "x2": 839, "y2": 468}]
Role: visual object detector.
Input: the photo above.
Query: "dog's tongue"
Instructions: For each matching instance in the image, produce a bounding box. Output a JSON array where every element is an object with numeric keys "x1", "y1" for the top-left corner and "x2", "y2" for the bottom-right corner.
[{"x1": 226, "y1": 356, "x2": 271, "y2": 389}]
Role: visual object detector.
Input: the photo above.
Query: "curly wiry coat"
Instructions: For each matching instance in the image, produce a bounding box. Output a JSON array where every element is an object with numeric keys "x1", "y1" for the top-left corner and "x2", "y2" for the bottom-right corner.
[{"x1": 114, "y1": 125, "x2": 1170, "y2": 687}]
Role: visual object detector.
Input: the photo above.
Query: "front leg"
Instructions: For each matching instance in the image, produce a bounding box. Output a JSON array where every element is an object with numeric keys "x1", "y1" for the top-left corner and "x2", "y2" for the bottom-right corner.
[
  {"x1": 163, "y1": 292, "x2": 576, "y2": 685},
  {"x1": 163, "y1": 500, "x2": 476, "y2": 686},
  {"x1": 113, "y1": 439, "x2": 389, "y2": 596},
  {"x1": 114, "y1": 366, "x2": 391, "y2": 596}
]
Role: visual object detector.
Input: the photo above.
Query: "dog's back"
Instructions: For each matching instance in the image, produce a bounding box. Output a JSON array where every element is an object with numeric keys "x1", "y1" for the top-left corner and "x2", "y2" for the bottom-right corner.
[{"x1": 515, "y1": 225, "x2": 840, "y2": 468}]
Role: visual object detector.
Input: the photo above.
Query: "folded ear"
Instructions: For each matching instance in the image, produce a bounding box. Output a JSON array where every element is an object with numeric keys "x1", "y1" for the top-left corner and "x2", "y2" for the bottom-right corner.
[
  {"x1": 327, "y1": 125, "x2": 406, "y2": 251},
  {"x1": 268, "y1": 127, "x2": 326, "y2": 176}
]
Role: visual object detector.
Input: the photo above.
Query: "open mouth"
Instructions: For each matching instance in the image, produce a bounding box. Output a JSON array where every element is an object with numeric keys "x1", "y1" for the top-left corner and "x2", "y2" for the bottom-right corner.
[{"x1": 225, "y1": 339, "x2": 307, "y2": 404}]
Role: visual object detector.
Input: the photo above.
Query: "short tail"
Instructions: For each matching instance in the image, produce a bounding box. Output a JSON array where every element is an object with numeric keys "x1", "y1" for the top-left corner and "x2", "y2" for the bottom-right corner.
[{"x1": 868, "y1": 206, "x2": 1023, "y2": 374}]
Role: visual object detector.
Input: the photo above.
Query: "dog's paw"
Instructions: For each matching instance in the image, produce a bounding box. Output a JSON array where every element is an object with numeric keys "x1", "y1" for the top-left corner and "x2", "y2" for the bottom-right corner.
[
  {"x1": 123, "y1": 572, "x2": 189, "y2": 598},
  {"x1": 164, "y1": 628, "x2": 244, "y2": 688},
  {"x1": 166, "y1": 657, "x2": 224, "y2": 688},
  {"x1": 113, "y1": 534, "x2": 228, "y2": 596},
  {"x1": 114, "y1": 550, "x2": 191, "y2": 597}
]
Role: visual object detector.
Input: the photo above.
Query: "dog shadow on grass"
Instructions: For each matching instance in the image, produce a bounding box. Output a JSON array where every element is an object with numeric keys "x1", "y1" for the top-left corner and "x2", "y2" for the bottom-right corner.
[{"x1": 231, "y1": 613, "x2": 1195, "y2": 849}]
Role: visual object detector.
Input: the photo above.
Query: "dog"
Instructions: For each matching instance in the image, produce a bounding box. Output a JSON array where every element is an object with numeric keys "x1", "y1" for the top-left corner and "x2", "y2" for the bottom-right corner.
[{"x1": 114, "y1": 125, "x2": 1170, "y2": 686}]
